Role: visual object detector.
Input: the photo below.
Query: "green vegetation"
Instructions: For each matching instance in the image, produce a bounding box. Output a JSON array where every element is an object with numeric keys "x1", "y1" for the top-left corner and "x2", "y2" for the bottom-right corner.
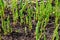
[
  {"x1": 0, "y1": 0, "x2": 60, "y2": 40},
  {"x1": 52, "y1": 0, "x2": 59, "y2": 40},
  {"x1": 11, "y1": 0, "x2": 18, "y2": 24}
]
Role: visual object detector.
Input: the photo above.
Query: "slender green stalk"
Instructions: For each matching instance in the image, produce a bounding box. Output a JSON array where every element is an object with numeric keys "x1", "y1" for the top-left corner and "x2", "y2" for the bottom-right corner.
[
  {"x1": 12, "y1": 0, "x2": 18, "y2": 24},
  {"x1": 39, "y1": 0, "x2": 45, "y2": 39},
  {"x1": 0, "y1": 0, "x2": 7, "y2": 35},
  {"x1": 36, "y1": 0, "x2": 45, "y2": 40},
  {"x1": 2, "y1": 18, "x2": 7, "y2": 35},
  {"x1": 43, "y1": 0, "x2": 52, "y2": 39},
  {"x1": 0, "y1": 0, "x2": 4, "y2": 17},
  {"x1": 19, "y1": 0, "x2": 28, "y2": 24},
  {"x1": 56, "y1": 32, "x2": 59, "y2": 40},
  {"x1": 44, "y1": 34, "x2": 46, "y2": 40},
  {"x1": 20, "y1": 0, "x2": 23, "y2": 9},
  {"x1": 52, "y1": 0, "x2": 59, "y2": 40},
  {"x1": 36, "y1": 21, "x2": 41, "y2": 40},
  {"x1": 7, "y1": 16, "x2": 12, "y2": 33},
  {"x1": 7, "y1": 16, "x2": 10, "y2": 32},
  {"x1": 27, "y1": 5, "x2": 32, "y2": 31},
  {"x1": 26, "y1": 16, "x2": 28, "y2": 24},
  {"x1": 36, "y1": 0, "x2": 39, "y2": 20}
]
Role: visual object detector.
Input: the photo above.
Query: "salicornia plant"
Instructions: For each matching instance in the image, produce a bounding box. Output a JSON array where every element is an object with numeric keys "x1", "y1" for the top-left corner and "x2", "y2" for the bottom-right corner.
[
  {"x1": 11, "y1": 0, "x2": 18, "y2": 24},
  {"x1": 52, "y1": 0, "x2": 59, "y2": 40},
  {"x1": 0, "y1": 0, "x2": 4, "y2": 17},
  {"x1": 7, "y1": 15, "x2": 12, "y2": 33},
  {"x1": 0, "y1": 0, "x2": 7, "y2": 35},
  {"x1": 19, "y1": 0, "x2": 28, "y2": 24},
  {"x1": 27, "y1": 5, "x2": 32, "y2": 31},
  {"x1": 36, "y1": 0, "x2": 39, "y2": 20},
  {"x1": 36, "y1": 0, "x2": 44, "y2": 40},
  {"x1": 36, "y1": 21, "x2": 41, "y2": 40}
]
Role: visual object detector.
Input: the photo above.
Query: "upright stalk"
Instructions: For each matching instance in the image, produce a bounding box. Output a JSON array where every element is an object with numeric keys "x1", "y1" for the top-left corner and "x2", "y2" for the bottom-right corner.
[{"x1": 52, "y1": 0, "x2": 59, "y2": 40}]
